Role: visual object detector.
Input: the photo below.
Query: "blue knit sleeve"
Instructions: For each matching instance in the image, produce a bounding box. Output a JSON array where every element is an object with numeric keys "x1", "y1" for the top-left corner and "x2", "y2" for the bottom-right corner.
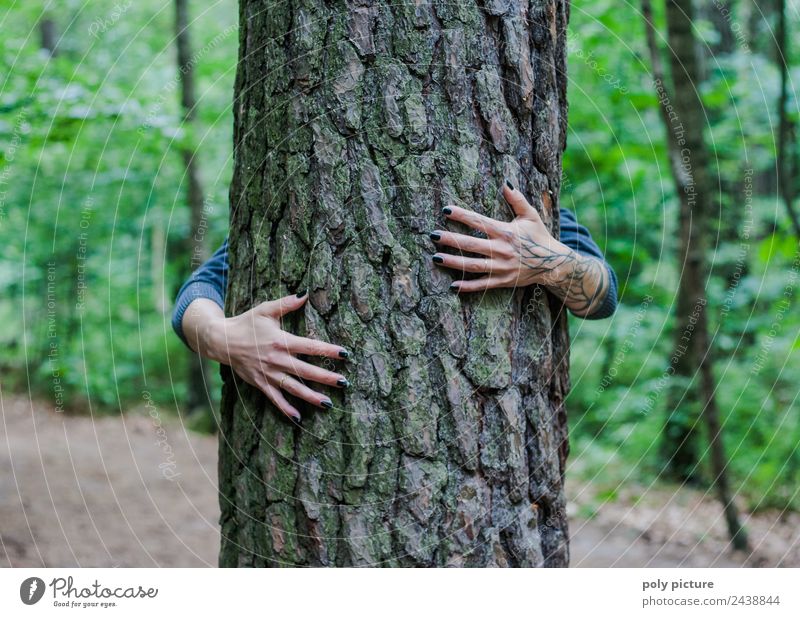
[
  {"x1": 557, "y1": 208, "x2": 618, "y2": 320},
  {"x1": 171, "y1": 239, "x2": 229, "y2": 347}
]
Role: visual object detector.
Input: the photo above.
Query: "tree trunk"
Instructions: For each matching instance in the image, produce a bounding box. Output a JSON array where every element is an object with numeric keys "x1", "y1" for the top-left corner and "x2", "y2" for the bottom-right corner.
[
  {"x1": 220, "y1": 0, "x2": 572, "y2": 567},
  {"x1": 702, "y1": 0, "x2": 734, "y2": 55},
  {"x1": 642, "y1": 0, "x2": 700, "y2": 484},
  {"x1": 643, "y1": 0, "x2": 749, "y2": 550},
  {"x1": 745, "y1": 0, "x2": 781, "y2": 58},
  {"x1": 776, "y1": 0, "x2": 800, "y2": 238},
  {"x1": 175, "y1": 0, "x2": 212, "y2": 414},
  {"x1": 39, "y1": 17, "x2": 58, "y2": 56}
]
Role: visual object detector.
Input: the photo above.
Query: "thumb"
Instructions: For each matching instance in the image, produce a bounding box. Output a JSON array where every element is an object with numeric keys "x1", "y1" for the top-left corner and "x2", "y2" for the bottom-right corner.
[
  {"x1": 257, "y1": 290, "x2": 308, "y2": 318},
  {"x1": 502, "y1": 179, "x2": 541, "y2": 221}
]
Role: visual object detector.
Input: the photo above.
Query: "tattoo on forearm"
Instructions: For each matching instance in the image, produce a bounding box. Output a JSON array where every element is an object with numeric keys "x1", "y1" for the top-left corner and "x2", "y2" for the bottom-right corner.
[
  {"x1": 511, "y1": 233, "x2": 610, "y2": 315},
  {"x1": 548, "y1": 252, "x2": 609, "y2": 315}
]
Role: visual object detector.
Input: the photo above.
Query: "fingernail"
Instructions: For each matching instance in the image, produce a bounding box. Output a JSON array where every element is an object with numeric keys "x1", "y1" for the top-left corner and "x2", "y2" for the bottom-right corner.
[
  {"x1": 339, "y1": 349, "x2": 350, "y2": 359},
  {"x1": 337, "y1": 378, "x2": 350, "y2": 388},
  {"x1": 449, "y1": 283, "x2": 459, "y2": 292},
  {"x1": 321, "y1": 399, "x2": 333, "y2": 409},
  {"x1": 505, "y1": 179, "x2": 515, "y2": 191},
  {"x1": 296, "y1": 289, "x2": 308, "y2": 298},
  {"x1": 429, "y1": 231, "x2": 441, "y2": 241},
  {"x1": 442, "y1": 207, "x2": 452, "y2": 215},
  {"x1": 290, "y1": 415, "x2": 302, "y2": 426},
  {"x1": 433, "y1": 255, "x2": 444, "y2": 264}
]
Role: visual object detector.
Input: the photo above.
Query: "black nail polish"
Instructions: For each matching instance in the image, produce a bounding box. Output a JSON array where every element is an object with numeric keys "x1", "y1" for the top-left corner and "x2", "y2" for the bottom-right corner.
[
  {"x1": 321, "y1": 399, "x2": 333, "y2": 409},
  {"x1": 505, "y1": 179, "x2": 515, "y2": 191},
  {"x1": 337, "y1": 378, "x2": 350, "y2": 388},
  {"x1": 433, "y1": 255, "x2": 444, "y2": 264},
  {"x1": 449, "y1": 283, "x2": 459, "y2": 292},
  {"x1": 339, "y1": 349, "x2": 350, "y2": 359},
  {"x1": 296, "y1": 289, "x2": 308, "y2": 298},
  {"x1": 442, "y1": 207, "x2": 452, "y2": 215},
  {"x1": 429, "y1": 231, "x2": 441, "y2": 241},
  {"x1": 290, "y1": 415, "x2": 302, "y2": 426}
]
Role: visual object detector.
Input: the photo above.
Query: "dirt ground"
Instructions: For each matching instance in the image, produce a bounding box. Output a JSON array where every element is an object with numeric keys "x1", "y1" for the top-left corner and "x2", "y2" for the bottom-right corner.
[
  {"x1": 2, "y1": 394, "x2": 798, "y2": 567},
  {"x1": 0, "y1": 394, "x2": 219, "y2": 567}
]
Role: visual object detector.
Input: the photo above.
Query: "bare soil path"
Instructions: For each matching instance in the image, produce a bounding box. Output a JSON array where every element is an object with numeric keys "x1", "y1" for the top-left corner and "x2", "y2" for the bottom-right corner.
[
  {"x1": 2, "y1": 395, "x2": 797, "y2": 567},
  {"x1": 1, "y1": 394, "x2": 219, "y2": 567}
]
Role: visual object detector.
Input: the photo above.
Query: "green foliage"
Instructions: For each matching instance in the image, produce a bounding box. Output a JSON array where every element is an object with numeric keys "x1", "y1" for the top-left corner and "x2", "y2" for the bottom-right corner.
[
  {"x1": 1, "y1": 0, "x2": 798, "y2": 510},
  {"x1": 565, "y1": 0, "x2": 800, "y2": 512},
  {"x1": 0, "y1": 0, "x2": 236, "y2": 414}
]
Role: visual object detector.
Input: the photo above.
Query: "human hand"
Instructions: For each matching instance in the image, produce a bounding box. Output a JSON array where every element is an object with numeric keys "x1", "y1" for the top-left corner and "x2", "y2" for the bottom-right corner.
[
  {"x1": 431, "y1": 180, "x2": 609, "y2": 315},
  {"x1": 202, "y1": 292, "x2": 349, "y2": 423},
  {"x1": 431, "y1": 180, "x2": 571, "y2": 290}
]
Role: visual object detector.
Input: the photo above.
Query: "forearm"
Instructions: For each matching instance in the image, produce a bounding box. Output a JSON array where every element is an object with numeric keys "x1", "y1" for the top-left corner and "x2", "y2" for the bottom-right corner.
[
  {"x1": 180, "y1": 298, "x2": 229, "y2": 364},
  {"x1": 510, "y1": 229, "x2": 611, "y2": 316},
  {"x1": 545, "y1": 247, "x2": 611, "y2": 317}
]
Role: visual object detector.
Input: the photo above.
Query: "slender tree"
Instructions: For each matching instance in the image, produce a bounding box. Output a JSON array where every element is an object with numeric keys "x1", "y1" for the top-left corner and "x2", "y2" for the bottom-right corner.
[
  {"x1": 39, "y1": 15, "x2": 58, "y2": 56},
  {"x1": 175, "y1": 0, "x2": 212, "y2": 414},
  {"x1": 704, "y1": 0, "x2": 735, "y2": 55},
  {"x1": 219, "y1": 0, "x2": 573, "y2": 566},
  {"x1": 776, "y1": 0, "x2": 800, "y2": 238},
  {"x1": 642, "y1": 0, "x2": 749, "y2": 550},
  {"x1": 642, "y1": 0, "x2": 700, "y2": 484}
]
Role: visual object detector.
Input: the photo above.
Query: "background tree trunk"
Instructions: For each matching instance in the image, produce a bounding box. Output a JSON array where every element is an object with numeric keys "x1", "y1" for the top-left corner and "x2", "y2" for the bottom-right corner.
[
  {"x1": 175, "y1": 0, "x2": 212, "y2": 415},
  {"x1": 220, "y1": 0, "x2": 572, "y2": 567},
  {"x1": 703, "y1": 0, "x2": 735, "y2": 56},
  {"x1": 776, "y1": 0, "x2": 800, "y2": 238},
  {"x1": 643, "y1": 0, "x2": 749, "y2": 550},
  {"x1": 642, "y1": 0, "x2": 700, "y2": 484},
  {"x1": 39, "y1": 17, "x2": 58, "y2": 56}
]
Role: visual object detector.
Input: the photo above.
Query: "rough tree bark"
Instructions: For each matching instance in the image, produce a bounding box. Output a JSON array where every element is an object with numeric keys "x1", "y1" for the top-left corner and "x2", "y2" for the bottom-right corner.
[
  {"x1": 643, "y1": 0, "x2": 748, "y2": 550},
  {"x1": 175, "y1": 0, "x2": 212, "y2": 414},
  {"x1": 220, "y1": 0, "x2": 572, "y2": 566}
]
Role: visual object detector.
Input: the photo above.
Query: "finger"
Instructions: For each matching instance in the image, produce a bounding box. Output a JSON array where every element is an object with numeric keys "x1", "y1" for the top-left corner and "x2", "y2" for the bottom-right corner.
[
  {"x1": 272, "y1": 354, "x2": 347, "y2": 388},
  {"x1": 261, "y1": 379, "x2": 303, "y2": 423},
  {"x1": 433, "y1": 253, "x2": 506, "y2": 275},
  {"x1": 273, "y1": 373, "x2": 333, "y2": 409},
  {"x1": 430, "y1": 230, "x2": 504, "y2": 257},
  {"x1": 442, "y1": 205, "x2": 506, "y2": 238},
  {"x1": 450, "y1": 276, "x2": 514, "y2": 293},
  {"x1": 501, "y1": 180, "x2": 541, "y2": 222},
  {"x1": 256, "y1": 290, "x2": 308, "y2": 319},
  {"x1": 276, "y1": 332, "x2": 349, "y2": 359}
]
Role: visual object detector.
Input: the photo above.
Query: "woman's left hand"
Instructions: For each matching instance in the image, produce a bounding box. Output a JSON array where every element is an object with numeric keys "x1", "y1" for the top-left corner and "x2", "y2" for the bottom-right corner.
[
  {"x1": 431, "y1": 180, "x2": 573, "y2": 293},
  {"x1": 431, "y1": 180, "x2": 611, "y2": 316}
]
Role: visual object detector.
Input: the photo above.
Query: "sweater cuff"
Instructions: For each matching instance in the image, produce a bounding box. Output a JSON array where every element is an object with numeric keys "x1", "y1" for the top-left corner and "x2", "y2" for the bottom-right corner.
[
  {"x1": 581, "y1": 262, "x2": 618, "y2": 320},
  {"x1": 171, "y1": 281, "x2": 225, "y2": 348}
]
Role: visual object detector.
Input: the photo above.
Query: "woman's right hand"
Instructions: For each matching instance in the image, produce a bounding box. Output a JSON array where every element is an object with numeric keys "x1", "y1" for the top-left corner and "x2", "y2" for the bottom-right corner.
[{"x1": 185, "y1": 292, "x2": 349, "y2": 423}]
